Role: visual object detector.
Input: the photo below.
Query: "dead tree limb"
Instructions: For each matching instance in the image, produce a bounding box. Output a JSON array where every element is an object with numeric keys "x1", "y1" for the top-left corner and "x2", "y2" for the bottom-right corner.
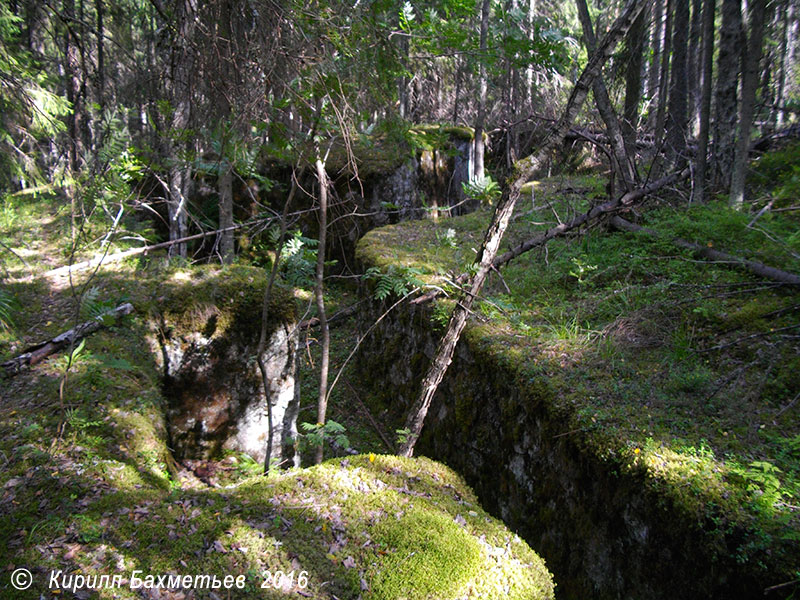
[
  {"x1": 493, "y1": 167, "x2": 689, "y2": 269},
  {"x1": 409, "y1": 167, "x2": 689, "y2": 309},
  {"x1": 397, "y1": 0, "x2": 653, "y2": 457},
  {"x1": 38, "y1": 224, "x2": 252, "y2": 279},
  {"x1": 608, "y1": 216, "x2": 800, "y2": 286},
  {"x1": 2, "y1": 303, "x2": 134, "y2": 378},
  {"x1": 299, "y1": 302, "x2": 362, "y2": 330}
]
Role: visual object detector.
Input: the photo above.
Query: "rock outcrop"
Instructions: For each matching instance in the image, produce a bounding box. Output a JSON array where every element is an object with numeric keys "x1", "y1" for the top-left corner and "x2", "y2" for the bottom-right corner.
[{"x1": 149, "y1": 266, "x2": 299, "y2": 467}]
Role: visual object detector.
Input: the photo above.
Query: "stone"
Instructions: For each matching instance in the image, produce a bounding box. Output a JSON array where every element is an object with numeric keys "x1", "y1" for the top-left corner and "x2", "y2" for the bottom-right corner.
[{"x1": 150, "y1": 266, "x2": 299, "y2": 467}]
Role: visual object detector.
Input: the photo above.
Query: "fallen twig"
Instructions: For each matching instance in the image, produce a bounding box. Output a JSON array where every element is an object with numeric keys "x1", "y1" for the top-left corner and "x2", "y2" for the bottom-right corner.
[{"x1": 2, "y1": 302, "x2": 134, "y2": 377}]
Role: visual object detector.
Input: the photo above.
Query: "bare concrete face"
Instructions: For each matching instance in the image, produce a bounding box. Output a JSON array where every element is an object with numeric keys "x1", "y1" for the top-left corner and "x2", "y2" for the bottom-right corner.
[{"x1": 150, "y1": 269, "x2": 299, "y2": 468}]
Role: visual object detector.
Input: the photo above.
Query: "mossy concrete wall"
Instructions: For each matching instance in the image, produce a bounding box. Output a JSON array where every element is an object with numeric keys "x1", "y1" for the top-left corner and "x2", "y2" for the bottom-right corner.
[
  {"x1": 148, "y1": 266, "x2": 299, "y2": 468},
  {"x1": 354, "y1": 299, "x2": 771, "y2": 600}
]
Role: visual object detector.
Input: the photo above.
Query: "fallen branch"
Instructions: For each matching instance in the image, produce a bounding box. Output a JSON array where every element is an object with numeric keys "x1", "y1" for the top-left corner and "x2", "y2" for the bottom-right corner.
[
  {"x1": 609, "y1": 216, "x2": 800, "y2": 286},
  {"x1": 38, "y1": 225, "x2": 249, "y2": 279},
  {"x1": 2, "y1": 302, "x2": 134, "y2": 378},
  {"x1": 344, "y1": 378, "x2": 395, "y2": 453},
  {"x1": 493, "y1": 167, "x2": 689, "y2": 269},
  {"x1": 697, "y1": 324, "x2": 800, "y2": 353},
  {"x1": 299, "y1": 302, "x2": 362, "y2": 331}
]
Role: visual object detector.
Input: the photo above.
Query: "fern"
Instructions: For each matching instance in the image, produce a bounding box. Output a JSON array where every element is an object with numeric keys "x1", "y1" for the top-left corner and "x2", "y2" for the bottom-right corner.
[
  {"x1": 0, "y1": 285, "x2": 16, "y2": 332},
  {"x1": 462, "y1": 175, "x2": 502, "y2": 206},
  {"x1": 79, "y1": 286, "x2": 117, "y2": 321},
  {"x1": 364, "y1": 265, "x2": 424, "y2": 301}
]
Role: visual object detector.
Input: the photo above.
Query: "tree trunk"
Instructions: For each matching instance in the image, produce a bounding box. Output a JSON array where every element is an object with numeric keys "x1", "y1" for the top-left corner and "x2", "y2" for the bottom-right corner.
[
  {"x1": 452, "y1": 54, "x2": 463, "y2": 124},
  {"x1": 313, "y1": 155, "x2": 330, "y2": 465},
  {"x1": 772, "y1": 1, "x2": 789, "y2": 127},
  {"x1": 473, "y1": 0, "x2": 491, "y2": 181},
  {"x1": 258, "y1": 175, "x2": 299, "y2": 474},
  {"x1": 217, "y1": 0, "x2": 235, "y2": 263},
  {"x1": 166, "y1": 0, "x2": 196, "y2": 258},
  {"x1": 666, "y1": 0, "x2": 689, "y2": 164},
  {"x1": 219, "y1": 165, "x2": 235, "y2": 262},
  {"x1": 654, "y1": 0, "x2": 673, "y2": 149},
  {"x1": 64, "y1": 0, "x2": 83, "y2": 242},
  {"x1": 646, "y1": 0, "x2": 664, "y2": 125},
  {"x1": 623, "y1": 6, "x2": 646, "y2": 166},
  {"x1": 398, "y1": 0, "x2": 653, "y2": 457},
  {"x1": 694, "y1": 0, "x2": 715, "y2": 203},
  {"x1": 712, "y1": 0, "x2": 742, "y2": 189},
  {"x1": 576, "y1": 0, "x2": 638, "y2": 191},
  {"x1": 729, "y1": 0, "x2": 766, "y2": 208},
  {"x1": 95, "y1": 0, "x2": 104, "y2": 114},
  {"x1": 687, "y1": 0, "x2": 702, "y2": 125}
]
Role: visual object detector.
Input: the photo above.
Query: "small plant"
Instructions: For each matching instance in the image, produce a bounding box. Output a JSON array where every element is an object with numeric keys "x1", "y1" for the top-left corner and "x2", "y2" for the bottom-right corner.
[
  {"x1": 436, "y1": 227, "x2": 458, "y2": 248},
  {"x1": 52, "y1": 338, "x2": 89, "y2": 372},
  {"x1": 462, "y1": 175, "x2": 501, "y2": 206},
  {"x1": 0, "y1": 285, "x2": 17, "y2": 332},
  {"x1": 568, "y1": 257, "x2": 598, "y2": 285},
  {"x1": 430, "y1": 302, "x2": 451, "y2": 330},
  {"x1": 395, "y1": 428, "x2": 411, "y2": 447},
  {"x1": 281, "y1": 231, "x2": 319, "y2": 288},
  {"x1": 79, "y1": 286, "x2": 118, "y2": 322},
  {"x1": 363, "y1": 265, "x2": 424, "y2": 301},
  {"x1": 743, "y1": 461, "x2": 784, "y2": 506},
  {"x1": 299, "y1": 420, "x2": 349, "y2": 454}
]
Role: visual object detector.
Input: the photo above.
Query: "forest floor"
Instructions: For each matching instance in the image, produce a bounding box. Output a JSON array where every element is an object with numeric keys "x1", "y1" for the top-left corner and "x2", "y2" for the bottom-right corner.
[
  {"x1": 0, "y1": 192, "x2": 554, "y2": 599},
  {"x1": 2, "y1": 144, "x2": 800, "y2": 596},
  {"x1": 356, "y1": 165, "x2": 800, "y2": 587}
]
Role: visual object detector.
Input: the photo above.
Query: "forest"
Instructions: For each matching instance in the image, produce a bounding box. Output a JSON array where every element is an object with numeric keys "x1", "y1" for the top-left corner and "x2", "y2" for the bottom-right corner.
[{"x1": 1, "y1": 0, "x2": 800, "y2": 598}]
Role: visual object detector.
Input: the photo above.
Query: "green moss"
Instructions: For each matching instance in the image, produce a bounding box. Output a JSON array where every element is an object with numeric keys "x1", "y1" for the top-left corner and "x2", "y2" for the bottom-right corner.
[
  {"x1": 367, "y1": 508, "x2": 482, "y2": 599},
  {"x1": 151, "y1": 264, "x2": 295, "y2": 338},
  {"x1": 355, "y1": 175, "x2": 800, "y2": 579}
]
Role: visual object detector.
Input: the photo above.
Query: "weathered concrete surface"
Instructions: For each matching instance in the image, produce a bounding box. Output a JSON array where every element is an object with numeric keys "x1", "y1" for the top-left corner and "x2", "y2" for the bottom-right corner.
[
  {"x1": 354, "y1": 297, "x2": 776, "y2": 600},
  {"x1": 149, "y1": 266, "x2": 299, "y2": 468}
]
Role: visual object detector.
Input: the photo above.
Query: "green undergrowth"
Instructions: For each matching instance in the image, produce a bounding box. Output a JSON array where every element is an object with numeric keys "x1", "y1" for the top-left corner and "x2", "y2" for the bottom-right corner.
[
  {"x1": 0, "y1": 195, "x2": 553, "y2": 599},
  {"x1": 356, "y1": 175, "x2": 800, "y2": 577}
]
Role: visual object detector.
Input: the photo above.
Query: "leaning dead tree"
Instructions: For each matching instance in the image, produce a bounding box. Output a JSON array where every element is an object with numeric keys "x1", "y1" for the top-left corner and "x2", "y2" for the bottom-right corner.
[{"x1": 398, "y1": 0, "x2": 654, "y2": 457}]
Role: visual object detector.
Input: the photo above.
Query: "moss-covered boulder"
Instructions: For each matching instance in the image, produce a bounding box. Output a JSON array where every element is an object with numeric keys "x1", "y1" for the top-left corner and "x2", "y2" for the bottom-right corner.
[
  {"x1": 149, "y1": 265, "x2": 299, "y2": 467},
  {"x1": 233, "y1": 454, "x2": 555, "y2": 600}
]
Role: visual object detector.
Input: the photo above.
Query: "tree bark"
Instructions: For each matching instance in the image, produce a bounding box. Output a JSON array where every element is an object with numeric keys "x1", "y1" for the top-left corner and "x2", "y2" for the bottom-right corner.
[
  {"x1": 623, "y1": 6, "x2": 646, "y2": 163},
  {"x1": 712, "y1": 0, "x2": 742, "y2": 189},
  {"x1": 772, "y1": 1, "x2": 789, "y2": 127},
  {"x1": 258, "y1": 175, "x2": 299, "y2": 474},
  {"x1": 313, "y1": 155, "x2": 330, "y2": 465},
  {"x1": 95, "y1": 0, "x2": 104, "y2": 113},
  {"x1": 666, "y1": 0, "x2": 689, "y2": 164},
  {"x1": 473, "y1": 0, "x2": 491, "y2": 181},
  {"x1": 576, "y1": 0, "x2": 639, "y2": 191},
  {"x1": 64, "y1": 0, "x2": 83, "y2": 242},
  {"x1": 646, "y1": 0, "x2": 664, "y2": 123},
  {"x1": 654, "y1": 0, "x2": 673, "y2": 150},
  {"x1": 694, "y1": 0, "x2": 715, "y2": 203},
  {"x1": 687, "y1": 0, "x2": 702, "y2": 123},
  {"x1": 219, "y1": 165, "x2": 235, "y2": 262},
  {"x1": 398, "y1": 0, "x2": 653, "y2": 457},
  {"x1": 729, "y1": 0, "x2": 766, "y2": 209},
  {"x1": 216, "y1": 0, "x2": 235, "y2": 263},
  {"x1": 166, "y1": 0, "x2": 197, "y2": 258}
]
